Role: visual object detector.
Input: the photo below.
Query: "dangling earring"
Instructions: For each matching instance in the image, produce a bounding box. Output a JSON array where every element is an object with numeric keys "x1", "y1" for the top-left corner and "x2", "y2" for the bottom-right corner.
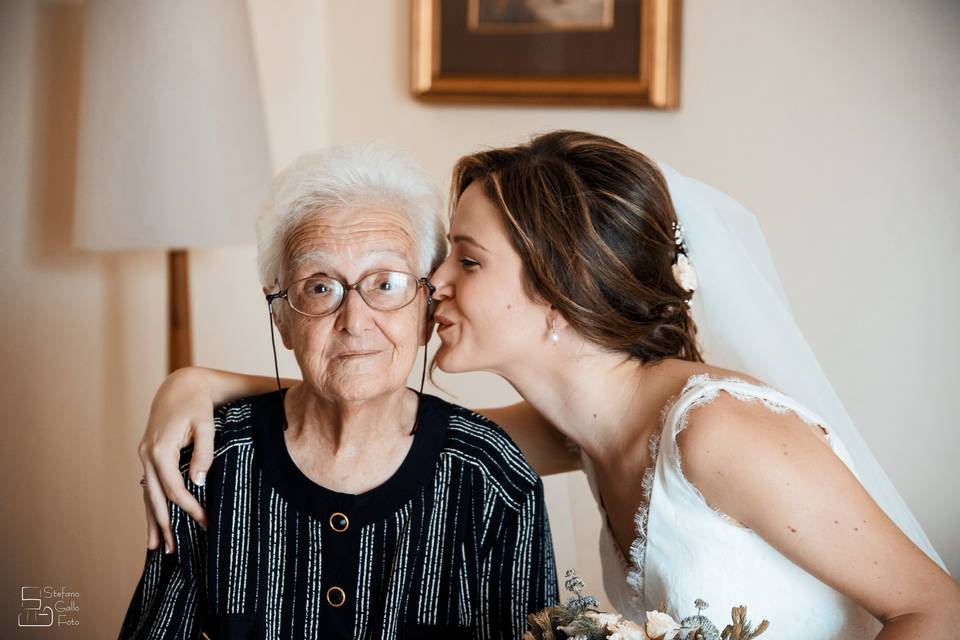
[{"x1": 549, "y1": 318, "x2": 560, "y2": 343}]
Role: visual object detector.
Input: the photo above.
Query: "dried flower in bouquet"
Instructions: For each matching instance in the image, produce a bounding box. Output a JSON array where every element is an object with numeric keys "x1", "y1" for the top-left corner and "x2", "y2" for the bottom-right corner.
[{"x1": 719, "y1": 606, "x2": 769, "y2": 640}]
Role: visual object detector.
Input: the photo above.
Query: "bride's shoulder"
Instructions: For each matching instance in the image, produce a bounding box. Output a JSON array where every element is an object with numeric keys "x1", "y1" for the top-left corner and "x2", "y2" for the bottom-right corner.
[
  {"x1": 673, "y1": 365, "x2": 820, "y2": 449},
  {"x1": 650, "y1": 360, "x2": 820, "y2": 454},
  {"x1": 668, "y1": 366, "x2": 836, "y2": 511},
  {"x1": 665, "y1": 364, "x2": 829, "y2": 444}
]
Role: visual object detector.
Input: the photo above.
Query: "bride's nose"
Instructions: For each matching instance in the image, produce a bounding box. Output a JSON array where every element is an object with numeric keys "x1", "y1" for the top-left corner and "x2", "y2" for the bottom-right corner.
[{"x1": 430, "y1": 256, "x2": 455, "y2": 302}]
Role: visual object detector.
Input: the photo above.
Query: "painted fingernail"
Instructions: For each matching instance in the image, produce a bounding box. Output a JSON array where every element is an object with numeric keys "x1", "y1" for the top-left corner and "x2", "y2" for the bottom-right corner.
[
  {"x1": 195, "y1": 471, "x2": 207, "y2": 487},
  {"x1": 165, "y1": 543, "x2": 173, "y2": 554}
]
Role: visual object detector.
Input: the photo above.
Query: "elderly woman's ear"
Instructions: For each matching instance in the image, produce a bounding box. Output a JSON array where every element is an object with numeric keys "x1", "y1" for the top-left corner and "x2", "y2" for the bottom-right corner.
[{"x1": 263, "y1": 286, "x2": 294, "y2": 350}]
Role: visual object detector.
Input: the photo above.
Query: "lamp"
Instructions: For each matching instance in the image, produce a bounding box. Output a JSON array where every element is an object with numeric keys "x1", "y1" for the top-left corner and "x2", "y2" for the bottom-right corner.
[{"x1": 73, "y1": 0, "x2": 271, "y2": 372}]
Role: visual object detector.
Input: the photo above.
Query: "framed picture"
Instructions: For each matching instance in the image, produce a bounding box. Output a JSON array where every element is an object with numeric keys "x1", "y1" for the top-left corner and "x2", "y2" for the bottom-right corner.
[{"x1": 411, "y1": 0, "x2": 682, "y2": 108}]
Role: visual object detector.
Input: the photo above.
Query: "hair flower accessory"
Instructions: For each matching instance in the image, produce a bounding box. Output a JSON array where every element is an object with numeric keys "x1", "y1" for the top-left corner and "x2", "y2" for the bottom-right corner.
[
  {"x1": 671, "y1": 221, "x2": 698, "y2": 296},
  {"x1": 672, "y1": 253, "x2": 698, "y2": 294}
]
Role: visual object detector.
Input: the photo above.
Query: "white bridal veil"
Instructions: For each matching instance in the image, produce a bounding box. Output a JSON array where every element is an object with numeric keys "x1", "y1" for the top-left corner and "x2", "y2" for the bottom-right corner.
[{"x1": 660, "y1": 165, "x2": 946, "y2": 570}]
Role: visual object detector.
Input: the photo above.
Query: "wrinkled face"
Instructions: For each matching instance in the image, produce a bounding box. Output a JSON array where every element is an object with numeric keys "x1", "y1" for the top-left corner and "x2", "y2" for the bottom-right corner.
[
  {"x1": 273, "y1": 208, "x2": 427, "y2": 403},
  {"x1": 430, "y1": 182, "x2": 550, "y2": 375}
]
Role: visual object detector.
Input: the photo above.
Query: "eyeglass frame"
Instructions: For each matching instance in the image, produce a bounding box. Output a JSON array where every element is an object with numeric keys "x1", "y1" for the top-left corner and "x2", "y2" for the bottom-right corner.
[{"x1": 265, "y1": 271, "x2": 436, "y2": 318}]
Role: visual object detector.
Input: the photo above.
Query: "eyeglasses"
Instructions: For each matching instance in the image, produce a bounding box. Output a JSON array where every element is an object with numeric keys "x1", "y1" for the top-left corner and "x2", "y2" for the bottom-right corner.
[{"x1": 265, "y1": 271, "x2": 435, "y2": 318}]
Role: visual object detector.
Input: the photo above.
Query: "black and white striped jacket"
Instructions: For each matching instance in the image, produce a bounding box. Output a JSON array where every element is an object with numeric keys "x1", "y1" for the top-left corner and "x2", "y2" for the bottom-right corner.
[{"x1": 119, "y1": 390, "x2": 559, "y2": 639}]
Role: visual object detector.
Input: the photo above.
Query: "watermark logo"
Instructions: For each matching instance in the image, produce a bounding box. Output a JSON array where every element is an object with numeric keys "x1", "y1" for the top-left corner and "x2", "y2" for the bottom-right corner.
[{"x1": 17, "y1": 586, "x2": 80, "y2": 628}]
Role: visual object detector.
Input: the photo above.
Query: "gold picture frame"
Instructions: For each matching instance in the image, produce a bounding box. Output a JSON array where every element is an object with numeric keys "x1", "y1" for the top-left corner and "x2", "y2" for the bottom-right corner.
[{"x1": 411, "y1": 0, "x2": 682, "y2": 108}]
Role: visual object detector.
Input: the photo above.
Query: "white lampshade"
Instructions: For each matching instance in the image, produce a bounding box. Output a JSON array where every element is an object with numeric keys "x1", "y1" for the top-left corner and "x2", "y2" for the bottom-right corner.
[{"x1": 73, "y1": 0, "x2": 271, "y2": 251}]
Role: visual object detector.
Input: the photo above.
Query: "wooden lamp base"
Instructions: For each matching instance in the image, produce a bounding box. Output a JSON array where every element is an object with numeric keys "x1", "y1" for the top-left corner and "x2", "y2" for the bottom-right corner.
[{"x1": 167, "y1": 249, "x2": 192, "y2": 373}]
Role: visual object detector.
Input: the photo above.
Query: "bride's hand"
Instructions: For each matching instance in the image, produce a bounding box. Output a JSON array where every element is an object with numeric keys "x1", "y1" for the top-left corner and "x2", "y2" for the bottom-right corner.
[{"x1": 139, "y1": 367, "x2": 215, "y2": 553}]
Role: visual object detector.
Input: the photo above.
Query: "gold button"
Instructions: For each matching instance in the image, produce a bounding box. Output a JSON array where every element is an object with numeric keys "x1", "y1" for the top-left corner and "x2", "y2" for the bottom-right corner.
[
  {"x1": 326, "y1": 586, "x2": 346, "y2": 607},
  {"x1": 329, "y1": 512, "x2": 349, "y2": 533}
]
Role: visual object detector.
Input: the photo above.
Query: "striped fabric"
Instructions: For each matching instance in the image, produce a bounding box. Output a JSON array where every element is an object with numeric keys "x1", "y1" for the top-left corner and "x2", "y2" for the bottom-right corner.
[{"x1": 119, "y1": 391, "x2": 559, "y2": 639}]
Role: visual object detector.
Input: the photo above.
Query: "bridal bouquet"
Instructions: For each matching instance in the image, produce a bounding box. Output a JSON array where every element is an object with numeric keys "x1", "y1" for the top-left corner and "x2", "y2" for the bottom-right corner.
[{"x1": 525, "y1": 570, "x2": 769, "y2": 640}]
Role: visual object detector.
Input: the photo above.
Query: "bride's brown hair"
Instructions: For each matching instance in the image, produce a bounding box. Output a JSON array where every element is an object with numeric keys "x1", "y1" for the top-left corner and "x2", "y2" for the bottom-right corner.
[{"x1": 450, "y1": 130, "x2": 702, "y2": 364}]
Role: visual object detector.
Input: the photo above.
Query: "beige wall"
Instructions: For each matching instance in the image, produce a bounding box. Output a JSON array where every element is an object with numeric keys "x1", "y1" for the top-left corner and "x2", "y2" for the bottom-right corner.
[{"x1": 1, "y1": 1, "x2": 957, "y2": 636}]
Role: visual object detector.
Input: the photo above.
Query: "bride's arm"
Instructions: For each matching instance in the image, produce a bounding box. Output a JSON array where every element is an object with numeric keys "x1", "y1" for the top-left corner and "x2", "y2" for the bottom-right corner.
[
  {"x1": 476, "y1": 402, "x2": 582, "y2": 476},
  {"x1": 140, "y1": 367, "x2": 297, "y2": 553},
  {"x1": 677, "y1": 393, "x2": 960, "y2": 637}
]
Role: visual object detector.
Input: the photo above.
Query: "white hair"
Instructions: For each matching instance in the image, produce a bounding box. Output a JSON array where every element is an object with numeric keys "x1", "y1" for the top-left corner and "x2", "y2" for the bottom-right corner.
[{"x1": 257, "y1": 143, "x2": 446, "y2": 288}]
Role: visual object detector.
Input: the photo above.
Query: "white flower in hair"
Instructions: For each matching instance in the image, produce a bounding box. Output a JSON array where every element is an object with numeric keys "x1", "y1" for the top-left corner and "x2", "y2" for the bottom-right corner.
[{"x1": 672, "y1": 253, "x2": 698, "y2": 294}]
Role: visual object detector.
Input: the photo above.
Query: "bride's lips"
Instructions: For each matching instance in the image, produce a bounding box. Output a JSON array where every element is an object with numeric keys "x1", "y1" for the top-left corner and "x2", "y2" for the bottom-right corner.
[{"x1": 433, "y1": 312, "x2": 455, "y2": 332}]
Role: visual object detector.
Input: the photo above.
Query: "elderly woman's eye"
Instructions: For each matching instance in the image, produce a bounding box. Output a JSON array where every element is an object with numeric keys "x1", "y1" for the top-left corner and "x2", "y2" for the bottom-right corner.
[
  {"x1": 368, "y1": 273, "x2": 407, "y2": 294},
  {"x1": 306, "y1": 281, "x2": 333, "y2": 296}
]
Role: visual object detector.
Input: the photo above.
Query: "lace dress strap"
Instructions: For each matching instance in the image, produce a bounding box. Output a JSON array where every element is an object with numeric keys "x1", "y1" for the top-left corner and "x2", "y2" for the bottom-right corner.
[{"x1": 665, "y1": 373, "x2": 830, "y2": 441}]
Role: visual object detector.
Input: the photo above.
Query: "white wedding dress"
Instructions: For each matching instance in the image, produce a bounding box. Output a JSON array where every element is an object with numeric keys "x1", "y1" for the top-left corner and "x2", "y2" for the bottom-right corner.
[{"x1": 582, "y1": 373, "x2": 882, "y2": 639}]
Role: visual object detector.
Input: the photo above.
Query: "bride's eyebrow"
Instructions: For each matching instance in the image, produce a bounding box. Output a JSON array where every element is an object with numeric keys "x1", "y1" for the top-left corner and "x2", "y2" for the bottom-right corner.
[{"x1": 449, "y1": 234, "x2": 489, "y2": 253}]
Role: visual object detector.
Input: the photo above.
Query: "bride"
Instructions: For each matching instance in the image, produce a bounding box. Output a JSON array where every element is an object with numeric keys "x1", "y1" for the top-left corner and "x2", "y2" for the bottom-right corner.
[{"x1": 139, "y1": 131, "x2": 958, "y2": 637}]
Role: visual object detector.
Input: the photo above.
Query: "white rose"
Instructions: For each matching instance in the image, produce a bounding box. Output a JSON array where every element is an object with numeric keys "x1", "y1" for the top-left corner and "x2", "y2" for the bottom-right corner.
[
  {"x1": 606, "y1": 618, "x2": 649, "y2": 640},
  {"x1": 645, "y1": 610, "x2": 681, "y2": 639}
]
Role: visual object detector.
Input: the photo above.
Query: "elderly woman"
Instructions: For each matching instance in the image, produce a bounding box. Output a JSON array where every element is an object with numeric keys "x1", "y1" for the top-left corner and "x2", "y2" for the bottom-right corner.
[{"x1": 119, "y1": 145, "x2": 558, "y2": 639}]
